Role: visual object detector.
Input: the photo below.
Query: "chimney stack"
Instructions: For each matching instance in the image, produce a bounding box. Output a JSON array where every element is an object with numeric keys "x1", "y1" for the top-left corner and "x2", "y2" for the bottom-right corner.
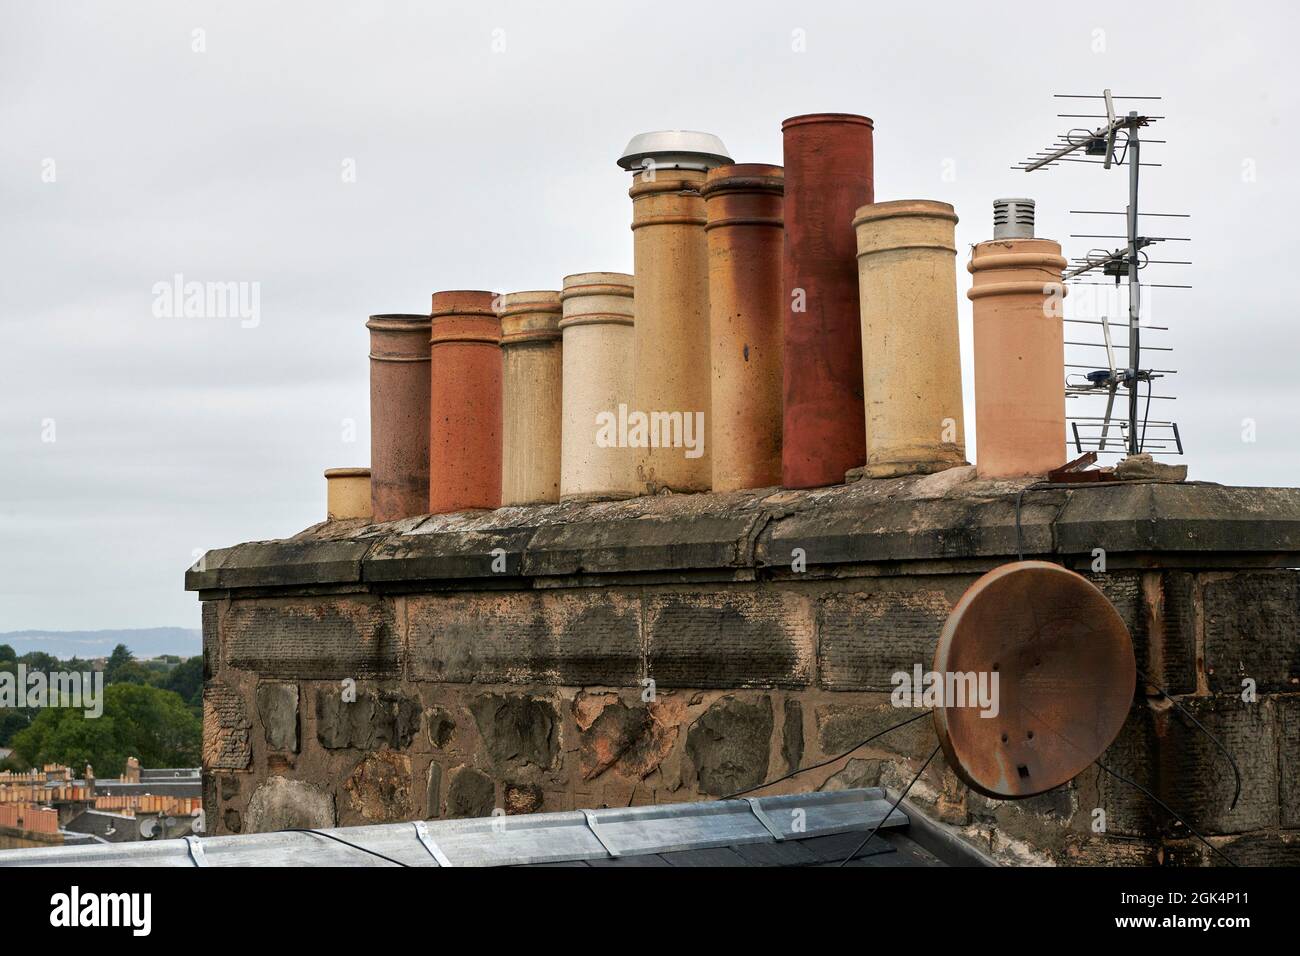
[
  {"x1": 500, "y1": 291, "x2": 563, "y2": 506},
  {"x1": 853, "y1": 200, "x2": 967, "y2": 476},
  {"x1": 619, "y1": 130, "x2": 731, "y2": 493},
  {"x1": 968, "y1": 199, "x2": 1068, "y2": 477},
  {"x1": 702, "y1": 163, "x2": 785, "y2": 491},
  {"x1": 428, "y1": 291, "x2": 503, "y2": 513},
  {"x1": 324, "y1": 467, "x2": 372, "y2": 521},
  {"x1": 366, "y1": 313, "x2": 432, "y2": 522},
  {"x1": 559, "y1": 273, "x2": 637, "y2": 501},
  {"x1": 780, "y1": 113, "x2": 874, "y2": 488}
]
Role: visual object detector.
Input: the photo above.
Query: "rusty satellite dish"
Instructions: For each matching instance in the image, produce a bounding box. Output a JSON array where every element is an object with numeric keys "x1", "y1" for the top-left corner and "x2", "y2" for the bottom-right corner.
[{"x1": 932, "y1": 561, "x2": 1135, "y2": 799}]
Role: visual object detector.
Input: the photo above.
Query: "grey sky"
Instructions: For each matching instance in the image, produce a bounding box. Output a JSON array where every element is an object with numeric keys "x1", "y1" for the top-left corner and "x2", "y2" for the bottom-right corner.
[{"x1": 2, "y1": 0, "x2": 1295, "y2": 631}]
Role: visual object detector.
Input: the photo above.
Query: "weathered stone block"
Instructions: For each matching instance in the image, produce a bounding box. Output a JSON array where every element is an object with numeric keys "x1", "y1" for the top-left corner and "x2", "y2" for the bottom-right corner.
[
  {"x1": 224, "y1": 598, "x2": 399, "y2": 679},
  {"x1": 781, "y1": 699, "x2": 804, "y2": 774},
  {"x1": 1155, "y1": 696, "x2": 1277, "y2": 835},
  {"x1": 814, "y1": 702, "x2": 935, "y2": 759},
  {"x1": 686, "y1": 695, "x2": 772, "y2": 796},
  {"x1": 201, "y1": 601, "x2": 219, "y2": 681},
  {"x1": 1203, "y1": 572, "x2": 1300, "y2": 694},
  {"x1": 256, "y1": 682, "x2": 298, "y2": 753},
  {"x1": 469, "y1": 694, "x2": 559, "y2": 770},
  {"x1": 504, "y1": 782, "x2": 544, "y2": 815},
  {"x1": 446, "y1": 766, "x2": 496, "y2": 818},
  {"x1": 202, "y1": 683, "x2": 252, "y2": 772},
  {"x1": 573, "y1": 693, "x2": 681, "y2": 781},
  {"x1": 818, "y1": 584, "x2": 963, "y2": 691},
  {"x1": 1153, "y1": 572, "x2": 1199, "y2": 695},
  {"x1": 425, "y1": 706, "x2": 456, "y2": 749},
  {"x1": 1096, "y1": 706, "x2": 1158, "y2": 837},
  {"x1": 646, "y1": 591, "x2": 812, "y2": 688},
  {"x1": 245, "y1": 777, "x2": 335, "y2": 832},
  {"x1": 315, "y1": 688, "x2": 420, "y2": 751},
  {"x1": 1280, "y1": 697, "x2": 1300, "y2": 828},
  {"x1": 345, "y1": 751, "x2": 414, "y2": 823},
  {"x1": 407, "y1": 590, "x2": 641, "y2": 686},
  {"x1": 425, "y1": 762, "x2": 443, "y2": 819},
  {"x1": 817, "y1": 757, "x2": 880, "y2": 791}
]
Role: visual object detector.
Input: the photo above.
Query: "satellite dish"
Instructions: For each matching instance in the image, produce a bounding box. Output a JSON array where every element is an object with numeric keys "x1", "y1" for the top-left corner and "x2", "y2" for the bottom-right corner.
[{"x1": 932, "y1": 561, "x2": 1135, "y2": 799}]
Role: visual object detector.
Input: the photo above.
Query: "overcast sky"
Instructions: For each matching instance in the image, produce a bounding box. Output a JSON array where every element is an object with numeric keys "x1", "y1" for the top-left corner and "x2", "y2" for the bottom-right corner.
[{"x1": 2, "y1": 0, "x2": 1295, "y2": 632}]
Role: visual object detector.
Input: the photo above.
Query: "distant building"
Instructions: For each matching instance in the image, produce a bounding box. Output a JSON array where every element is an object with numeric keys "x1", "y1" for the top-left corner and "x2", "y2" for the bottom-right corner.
[{"x1": 0, "y1": 759, "x2": 201, "y2": 850}]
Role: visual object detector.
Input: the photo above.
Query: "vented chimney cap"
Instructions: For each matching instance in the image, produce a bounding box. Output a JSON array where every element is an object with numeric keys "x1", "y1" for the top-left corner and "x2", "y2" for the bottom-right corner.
[
  {"x1": 618, "y1": 130, "x2": 732, "y2": 172},
  {"x1": 993, "y1": 197, "x2": 1035, "y2": 239}
]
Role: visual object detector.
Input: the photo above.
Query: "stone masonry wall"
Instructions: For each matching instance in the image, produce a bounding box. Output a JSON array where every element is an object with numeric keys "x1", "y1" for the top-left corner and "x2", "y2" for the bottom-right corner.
[{"x1": 190, "y1": 473, "x2": 1300, "y2": 865}]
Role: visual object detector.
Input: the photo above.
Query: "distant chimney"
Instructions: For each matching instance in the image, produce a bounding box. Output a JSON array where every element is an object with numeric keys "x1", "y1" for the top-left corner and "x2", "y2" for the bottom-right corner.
[
  {"x1": 124, "y1": 756, "x2": 140, "y2": 784},
  {"x1": 993, "y1": 198, "x2": 1036, "y2": 240}
]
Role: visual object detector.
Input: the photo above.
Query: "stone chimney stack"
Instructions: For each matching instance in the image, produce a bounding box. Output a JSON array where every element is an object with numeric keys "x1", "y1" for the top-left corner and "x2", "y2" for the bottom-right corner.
[
  {"x1": 124, "y1": 756, "x2": 140, "y2": 784},
  {"x1": 968, "y1": 199, "x2": 1068, "y2": 477},
  {"x1": 780, "y1": 113, "x2": 874, "y2": 488},
  {"x1": 619, "y1": 131, "x2": 731, "y2": 494}
]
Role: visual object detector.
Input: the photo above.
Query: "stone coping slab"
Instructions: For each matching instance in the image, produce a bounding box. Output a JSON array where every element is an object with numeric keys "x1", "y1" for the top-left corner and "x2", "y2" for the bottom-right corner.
[{"x1": 186, "y1": 470, "x2": 1300, "y2": 594}]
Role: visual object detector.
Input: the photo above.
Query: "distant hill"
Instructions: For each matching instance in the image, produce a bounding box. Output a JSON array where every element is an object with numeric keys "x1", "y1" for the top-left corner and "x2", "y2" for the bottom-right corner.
[{"x1": 0, "y1": 627, "x2": 201, "y2": 660}]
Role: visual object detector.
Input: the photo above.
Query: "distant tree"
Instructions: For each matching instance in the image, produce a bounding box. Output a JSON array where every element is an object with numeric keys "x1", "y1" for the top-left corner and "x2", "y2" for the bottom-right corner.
[
  {"x1": 10, "y1": 683, "x2": 200, "y2": 777},
  {"x1": 18, "y1": 651, "x2": 57, "y2": 672},
  {"x1": 159, "y1": 657, "x2": 203, "y2": 713},
  {"x1": 0, "y1": 644, "x2": 15, "y2": 664},
  {"x1": 0, "y1": 709, "x2": 33, "y2": 747},
  {"x1": 104, "y1": 644, "x2": 135, "y2": 682}
]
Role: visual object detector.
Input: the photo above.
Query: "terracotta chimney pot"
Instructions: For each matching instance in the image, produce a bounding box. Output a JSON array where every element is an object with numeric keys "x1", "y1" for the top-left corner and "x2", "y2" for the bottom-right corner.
[
  {"x1": 559, "y1": 273, "x2": 637, "y2": 501},
  {"x1": 968, "y1": 232, "x2": 1068, "y2": 477},
  {"x1": 499, "y1": 291, "x2": 564, "y2": 505},
  {"x1": 852, "y1": 199, "x2": 967, "y2": 477},
  {"x1": 780, "y1": 113, "x2": 874, "y2": 488},
  {"x1": 428, "y1": 290, "x2": 503, "y2": 513},
  {"x1": 701, "y1": 164, "x2": 785, "y2": 491},
  {"x1": 366, "y1": 313, "x2": 432, "y2": 521},
  {"x1": 324, "y1": 467, "x2": 372, "y2": 521}
]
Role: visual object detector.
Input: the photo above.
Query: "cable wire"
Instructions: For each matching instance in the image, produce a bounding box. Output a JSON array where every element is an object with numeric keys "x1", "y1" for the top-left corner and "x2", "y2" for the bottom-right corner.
[
  {"x1": 719, "y1": 710, "x2": 933, "y2": 801},
  {"x1": 281, "y1": 827, "x2": 410, "y2": 866},
  {"x1": 836, "y1": 744, "x2": 940, "y2": 867},
  {"x1": 1095, "y1": 761, "x2": 1237, "y2": 867},
  {"x1": 1135, "y1": 666, "x2": 1241, "y2": 811}
]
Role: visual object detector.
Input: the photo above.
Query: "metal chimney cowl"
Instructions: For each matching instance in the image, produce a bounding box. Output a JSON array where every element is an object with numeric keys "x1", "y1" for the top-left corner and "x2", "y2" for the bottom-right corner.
[
  {"x1": 617, "y1": 130, "x2": 732, "y2": 172},
  {"x1": 993, "y1": 198, "x2": 1035, "y2": 239}
]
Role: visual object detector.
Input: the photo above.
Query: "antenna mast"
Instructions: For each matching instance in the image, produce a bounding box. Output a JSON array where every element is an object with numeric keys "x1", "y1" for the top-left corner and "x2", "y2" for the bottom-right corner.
[{"x1": 1014, "y1": 90, "x2": 1187, "y2": 458}]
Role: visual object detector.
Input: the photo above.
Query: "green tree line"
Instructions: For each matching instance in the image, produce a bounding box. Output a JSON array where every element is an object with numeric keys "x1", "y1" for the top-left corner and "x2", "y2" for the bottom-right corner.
[{"x1": 0, "y1": 643, "x2": 201, "y2": 776}]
